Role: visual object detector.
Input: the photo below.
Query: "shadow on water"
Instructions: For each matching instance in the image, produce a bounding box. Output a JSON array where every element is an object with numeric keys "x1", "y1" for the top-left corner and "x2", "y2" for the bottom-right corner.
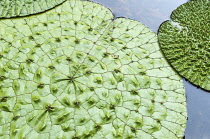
[{"x1": 84, "y1": 0, "x2": 210, "y2": 138}]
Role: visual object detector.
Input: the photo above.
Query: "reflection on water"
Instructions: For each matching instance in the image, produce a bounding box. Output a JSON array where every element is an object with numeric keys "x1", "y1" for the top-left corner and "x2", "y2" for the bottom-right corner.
[
  {"x1": 85, "y1": 0, "x2": 188, "y2": 33},
  {"x1": 184, "y1": 81, "x2": 210, "y2": 139},
  {"x1": 84, "y1": 0, "x2": 210, "y2": 138}
]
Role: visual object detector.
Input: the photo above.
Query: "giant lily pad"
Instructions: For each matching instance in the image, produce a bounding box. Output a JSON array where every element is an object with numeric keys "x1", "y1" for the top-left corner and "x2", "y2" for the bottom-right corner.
[
  {"x1": 0, "y1": 0, "x2": 186, "y2": 138},
  {"x1": 0, "y1": 0, "x2": 66, "y2": 18},
  {"x1": 158, "y1": 0, "x2": 210, "y2": 90}
]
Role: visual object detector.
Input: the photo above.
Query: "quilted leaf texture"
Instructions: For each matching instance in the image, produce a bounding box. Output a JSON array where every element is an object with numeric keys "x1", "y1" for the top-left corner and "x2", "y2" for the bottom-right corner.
[
  {"x1": 0, "y1": 0, "x2": 187, "y2": 138},
  {"x1": 158, "y1": 0, "x2": 210, "y2": 90},
  {"x1": 0, "y1": 0, "x2": 66, "y2": 18}
]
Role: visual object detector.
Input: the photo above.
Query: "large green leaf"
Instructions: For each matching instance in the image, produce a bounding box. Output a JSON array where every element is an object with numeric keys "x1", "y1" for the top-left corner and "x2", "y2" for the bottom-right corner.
[
  {"x1": 158, "y1": 0, "x2": 210, "y2": 90},
  {"x1": 0, "y1": 0, "x2": 66, "y2": 18},
  {"x1": 0, "y1": 0, "x2": 186, "y2": 138}
]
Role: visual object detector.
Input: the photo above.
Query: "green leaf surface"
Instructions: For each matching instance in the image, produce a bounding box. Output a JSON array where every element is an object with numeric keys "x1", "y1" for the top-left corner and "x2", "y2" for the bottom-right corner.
[
  {"x1": 0, "y1": 0, "x2": 186, "y2": 138},
  {"x1": 0, "y1": 0, "x2": 66, "y2": 18},
  {"x1": 158, "y1": 0, "x2": 210, "y2": 90}
]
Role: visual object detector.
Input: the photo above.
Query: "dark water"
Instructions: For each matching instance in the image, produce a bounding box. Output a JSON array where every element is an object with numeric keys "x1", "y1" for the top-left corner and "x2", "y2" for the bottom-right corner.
[{"x1": 84, "y1": 0, "x2": 210, "y2": 138}]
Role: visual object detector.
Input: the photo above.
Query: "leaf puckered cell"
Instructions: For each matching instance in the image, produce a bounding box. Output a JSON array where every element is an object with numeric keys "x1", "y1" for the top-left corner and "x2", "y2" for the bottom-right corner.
[
  {"x1": 0, "y1": 0, "x2": 186, "y2": 138},
  {"x1": 158, "y1": 0, "x2": 210, "y2": 90}
]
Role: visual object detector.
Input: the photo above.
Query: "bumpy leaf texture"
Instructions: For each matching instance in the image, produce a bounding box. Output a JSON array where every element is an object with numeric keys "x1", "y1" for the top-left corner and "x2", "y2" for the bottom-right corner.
[
  {"x1": 0, "y1": 0, "x2": 66, "y2": 18},
  {"x1": 0, "y1": 0, "x2": 186, "y2": 138},
  {"x1": 158, "y1": 0, "x2": 210, "y2": 90}
]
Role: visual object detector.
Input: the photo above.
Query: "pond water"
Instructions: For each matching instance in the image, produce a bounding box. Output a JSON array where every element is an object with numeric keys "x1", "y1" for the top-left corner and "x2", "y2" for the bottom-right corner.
[{"x1": 84, "y1": 0, "x2": 210, "y2": 138}]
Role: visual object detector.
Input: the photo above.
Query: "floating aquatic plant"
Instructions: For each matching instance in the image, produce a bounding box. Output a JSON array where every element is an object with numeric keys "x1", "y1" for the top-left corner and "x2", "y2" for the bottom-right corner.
[
  {"x1": 0, "y1": 0, "x2": 66, "y2": 18},
  {"x1": 0, "y1": 0, "x2": 186, "y2": 138},
  {"x1": 158, "y1": 0, "x2": 210, "y2": 90}
]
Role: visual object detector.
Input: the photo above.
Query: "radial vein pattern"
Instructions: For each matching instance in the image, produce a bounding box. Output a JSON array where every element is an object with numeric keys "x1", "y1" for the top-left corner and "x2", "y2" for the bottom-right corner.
[
  {"x1": 0, "y1": 0, "x2": 186, "y2": 138},
  {"x1": 158, "y1": 0, "x2": 210, "y2": 90},
  {"x1": 0, "y1": 0, "x2": 66, "y2": 18}
]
